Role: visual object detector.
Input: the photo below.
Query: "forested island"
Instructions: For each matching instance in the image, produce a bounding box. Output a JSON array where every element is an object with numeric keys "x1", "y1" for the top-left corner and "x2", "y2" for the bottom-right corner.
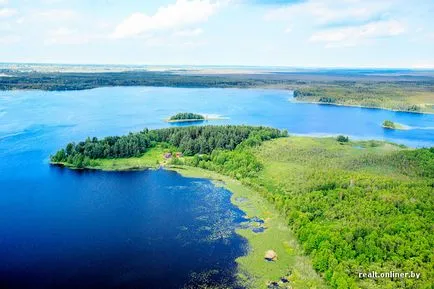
[
  {"x1": 51, "y1": 125, "x2": 434, "y2": 289},
  {"x1": 2, "y1": 67, "x2": 434, "y2": 113},
  {"x1": 167, "y1": 112, "x2": 205, "y2": 123},
  {"x1": 382, "y1": 120, "x2": 408, "y2": 130}
]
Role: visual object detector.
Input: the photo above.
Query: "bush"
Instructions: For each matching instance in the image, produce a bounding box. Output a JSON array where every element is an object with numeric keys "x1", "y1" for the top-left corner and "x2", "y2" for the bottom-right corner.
[{"x1": 336, "y1": 135, "x2": 349, "y2": 143}]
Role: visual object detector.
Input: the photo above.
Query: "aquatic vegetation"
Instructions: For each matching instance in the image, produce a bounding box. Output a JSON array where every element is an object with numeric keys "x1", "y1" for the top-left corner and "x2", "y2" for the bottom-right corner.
[{"x1": 240, "y1": 216, "x2": 267, "y2": 234}]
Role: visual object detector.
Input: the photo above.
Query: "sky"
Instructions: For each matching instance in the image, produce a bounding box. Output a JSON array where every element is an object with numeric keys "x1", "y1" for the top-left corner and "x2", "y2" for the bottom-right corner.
[{"x1": 0, "y1": 0, "x2": 433, "y2": 68}]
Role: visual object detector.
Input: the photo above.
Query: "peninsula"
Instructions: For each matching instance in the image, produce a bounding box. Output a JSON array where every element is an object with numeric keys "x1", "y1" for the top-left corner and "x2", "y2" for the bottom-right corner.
[{"x1": 50, "y1": 125, "x2": 433, "y2": 289}]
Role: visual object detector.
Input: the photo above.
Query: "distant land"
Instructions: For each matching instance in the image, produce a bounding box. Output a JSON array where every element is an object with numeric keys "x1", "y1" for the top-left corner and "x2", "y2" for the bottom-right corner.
[{"x1": 1, "y1": 63, "x2": 434, "y2": 114}]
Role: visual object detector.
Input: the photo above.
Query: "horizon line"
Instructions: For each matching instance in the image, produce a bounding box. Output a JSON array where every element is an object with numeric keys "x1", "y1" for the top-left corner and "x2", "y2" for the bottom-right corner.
[{"x1": 1, "y1": 62, "x2": 434, "y2": 71}]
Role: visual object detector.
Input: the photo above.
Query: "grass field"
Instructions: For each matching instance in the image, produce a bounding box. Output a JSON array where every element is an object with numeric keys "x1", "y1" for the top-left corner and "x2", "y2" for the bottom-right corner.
[
  {"x1": 256, "y1": 137, "x2": 408, "y2": 184},
  {"x1": 171, "y1": 166, "x2": 327, "y2": 289},
  {"x1": 53, "y1": 145, "x2": 169, "y2": 171}
]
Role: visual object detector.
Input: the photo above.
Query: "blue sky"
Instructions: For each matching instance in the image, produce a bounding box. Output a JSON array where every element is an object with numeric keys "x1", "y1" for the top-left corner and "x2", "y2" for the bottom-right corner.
[{"x1": 0, "y1": 0, "x2": 433, "y2": 67}]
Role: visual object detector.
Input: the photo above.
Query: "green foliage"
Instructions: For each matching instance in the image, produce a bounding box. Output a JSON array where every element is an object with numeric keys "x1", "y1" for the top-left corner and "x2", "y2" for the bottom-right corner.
[
  {"x1": 336, "y1": 135, "x2": 349, "y2": 143},
  {"x1": 249, "y1": 138, "x2": 434, "y2": 289},
  {"x1": 319, "y1": 96, "x2": 336, "y2": 103},
  {"x1": 383, "y1": 120, "x2": 396, "y2": 129},
  {"x1": 293, "y1": 81, "x2": 433, "y2": 113},
  {"x1": 187, "y1": 149, "x2": 263, "y2": 179},
  {"x1": 169, "y1": 112, "x2": 204, "y2": 120},
  {"x1": 0, "y1": 71, "x2": 288, "y2": 90},
  {"x1": 51, "y1": 125, "x2": 285, "y2": 167},
  {"x1": 183, "y1": 136, "x2": 434, "y2": 288}
]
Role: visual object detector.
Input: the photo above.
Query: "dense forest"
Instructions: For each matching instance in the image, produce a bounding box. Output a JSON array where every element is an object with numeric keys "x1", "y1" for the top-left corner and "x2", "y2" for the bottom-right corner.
[
  {"x1": 169, "y1": 112, "x2": 204, "y2": 121},
  {"x1": 50, "y1": 125, "x2": 286, "y2": 168},
  {"x1": 181, "y1": 136, "x2": 434, "y2": 289},
  {"x1": 0, "y1": 71, "x2": 287, "y2": 91},
  {"x1": 293, "y1": 82, "x2": 434, "y2": 113}
]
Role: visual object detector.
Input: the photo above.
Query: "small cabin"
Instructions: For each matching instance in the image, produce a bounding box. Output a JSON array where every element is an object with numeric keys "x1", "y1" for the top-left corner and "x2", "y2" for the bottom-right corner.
[
  {"x1": 164, "y1": 153, "x2": 172, "y2": 159},
  {"x1": 175, "y1": 152, "x2": 183, "y2": 158}
]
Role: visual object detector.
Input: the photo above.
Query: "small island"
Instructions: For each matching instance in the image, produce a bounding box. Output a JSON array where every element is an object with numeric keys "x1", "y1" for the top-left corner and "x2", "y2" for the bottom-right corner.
[
  {"x1": 166, "y1": 112, "x2": 227, "y2": 123},
  {"x1": 382, "y1": 120, "x2": 408, "y2": 130},
  {"x1": 167, "y1": 112, "x2": 206, "y2": 123}
]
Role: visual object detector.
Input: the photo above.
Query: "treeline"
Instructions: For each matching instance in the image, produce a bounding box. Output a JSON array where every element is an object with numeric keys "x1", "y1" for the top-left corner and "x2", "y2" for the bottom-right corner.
[
  {"x1": 0, "y1": 71, "x2": 288, "y2": 91},
  {"x1": 169, "y1": 112, "x2": 204, "y2": 120},
  {"x1": 184, "y1": 147, "x2": 264, "y2": 179},
  {"x1": 293, "y1": 82, "x2": 434, "y2": 113},
  {"x1": 51, "y1": 125, "x2": 286, "y2": 168}
]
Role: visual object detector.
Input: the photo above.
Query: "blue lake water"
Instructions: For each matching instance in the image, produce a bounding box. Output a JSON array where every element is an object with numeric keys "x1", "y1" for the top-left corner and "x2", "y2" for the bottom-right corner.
[{"x1": 0, "y1": 87, "x2": 433, "y2": 288}]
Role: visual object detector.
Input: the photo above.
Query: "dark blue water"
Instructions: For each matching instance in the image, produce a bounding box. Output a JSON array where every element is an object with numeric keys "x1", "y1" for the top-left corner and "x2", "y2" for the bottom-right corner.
[
  {"x1": 0, "y1": 87, "x2": 433, "y2": 288},
  {"x1": 0, "y1": 168, "x2": 247, "y2": 289}
]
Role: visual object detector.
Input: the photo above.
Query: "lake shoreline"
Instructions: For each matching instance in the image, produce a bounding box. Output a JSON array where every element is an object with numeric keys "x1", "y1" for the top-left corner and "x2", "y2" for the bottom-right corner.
[
  {"x1": 50, "y1": 161, "x2": 160, "y2": 171},
  {"x1": 3, "y1": 84, "x2": 433, "y2": 114},
  {"x1": 49, "y1": 161, "x2": 326, "y2": 288},
  {"x1": 291, "y1": 99, "x2": 434, "y2": 115},
  {"x1": 165, "y1": 117, "x2": 227, "y2": 123},
  {"x1": 166, "y1": 165, "x2": 326, "y2": 289}
]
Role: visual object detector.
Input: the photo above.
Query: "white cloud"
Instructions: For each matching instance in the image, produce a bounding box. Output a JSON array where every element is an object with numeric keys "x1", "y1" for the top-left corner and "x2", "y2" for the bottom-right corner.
[
  {"x1": 112, "y1": 0, "x2": 223, "y2": 39},
  {"x1": 0, "y1": 0, "x2": 9, "y2": 5},
  {"x1": 310, "y1": 20, "x2": 406, "y2": 47},
  {"x1": 45, "y1": 27, "x2": 93, "y2": 45},
  {"x1": 264, "y1": 0, "x2": 391, "y2": 25},
  {"x1": 145, "y1": 36, "x2": 206, "y2": 48},
  {"x1": 34, "y1": 9, "x2": 78, "y2": 22},
  {"x1": 263, "y1": 0, "x2": 406, "y2": 47},
  {"x1": 0, "y1": 34, "x2": 20, "y2": 44},
  {"x1": 173, "y1": 28, "x2": 203, "y2": 37},
  {"x1": 39, "y1": 0, "x2": 67, "y2": 4},
  {"x1": 49, "y1": 27, "x2": 76, "y2": 37},
  {"x1": 0, "y1": 8, "x2": 17, "y2": 17}
]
